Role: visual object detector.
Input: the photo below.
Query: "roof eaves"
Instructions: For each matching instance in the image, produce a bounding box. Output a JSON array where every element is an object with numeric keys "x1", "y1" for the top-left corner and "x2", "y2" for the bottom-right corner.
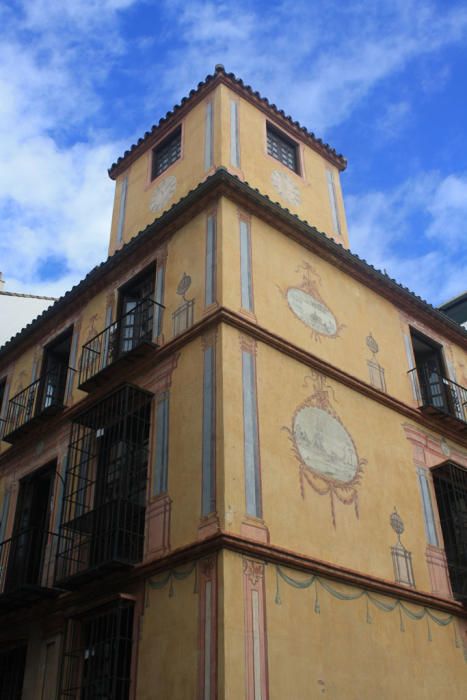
[
  {"x1": 0, "y1": 168, "x2": 465, "y2": 365},
  {"x1": 108, "y1": 65, "x2": 347, "y2": 179}
]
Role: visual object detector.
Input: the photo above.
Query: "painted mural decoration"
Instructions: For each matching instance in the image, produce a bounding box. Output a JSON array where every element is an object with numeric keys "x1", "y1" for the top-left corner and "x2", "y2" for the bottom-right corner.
[
  {"x1": 172, "y1": 272, "x2": 195, "y2": 336},
  {"x1": 366, "y1": 332, "x2": 386, "y2": 392},
  {"x1": 390, "y1": 508, "x2": 415, "y2": 588},
  {"x1": 284, "y1": 371, "x2": 366, "y2": 526},
  {"x1": 271, "y1": 170, "x2": 301, "y2": 206},
  {"x1": 150, "y1": 175, "x2": 177, "y2": 213},
  {"x1": 279, "y1": 262, "x2": 344, "y2": 341}
]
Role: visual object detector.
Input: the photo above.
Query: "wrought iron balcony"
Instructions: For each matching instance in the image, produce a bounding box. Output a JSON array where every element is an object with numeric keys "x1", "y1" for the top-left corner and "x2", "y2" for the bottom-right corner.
[
  {"x1": 0, "y1": 529, "x2": 61, "y2": 609},
  {"x1": 55, "y1": 384, "x2": 151, "y2": 587},
  {"x1": 408, "y1": 366, "x2": 467, "y2": 433},
  {"x1": 78, "y1": 296, "x2": 163, "y2": 392},
  {"x1": 1, "y1": 365, "x2": 72, "y2": 444}
]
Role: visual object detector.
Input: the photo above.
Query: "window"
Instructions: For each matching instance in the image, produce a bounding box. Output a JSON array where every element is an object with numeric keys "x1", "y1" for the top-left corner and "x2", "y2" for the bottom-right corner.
[
  {"x1": 1, "y1": 462, "x2": 55, "y2": 597},
  {"x1": 431, "y1": 461, "x2": 467, "y2": 602},
  {"x1": 151, "y1": 126, "x2": 181, "y2": 179},
  {"x1": 0, "y1": 645, "x2": 27, "y2": 699},
  {"x1": 267, "y1": 124, "x2": 299, "y2": 173},
  {"x1": 40, "y1": 328, "x2": 73, "y2": 411},
  {"x1": 61, "y1": 601, "x2": 134, "y2": 700}
]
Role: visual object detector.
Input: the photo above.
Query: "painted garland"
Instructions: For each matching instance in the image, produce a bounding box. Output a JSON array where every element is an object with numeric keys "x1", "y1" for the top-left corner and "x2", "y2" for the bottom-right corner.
[{"x1": 284, "y1": 372, "x2": 366, "y2": 527}]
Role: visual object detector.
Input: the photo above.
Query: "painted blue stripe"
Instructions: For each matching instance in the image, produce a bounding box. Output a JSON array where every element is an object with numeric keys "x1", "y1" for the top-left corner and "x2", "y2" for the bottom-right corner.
[
  {"x1": 230, "y1": 100, "x2": 240, "y2": 167},
  {"x1": 153, "y1": 393, "x2": 170, "y2": 495},
  {"x1": 154, "y1": 266, "x2": 165, "y2": 338},
  {"x1": 417, "y1": 468, "x2": 438, "y2": 546},
  {"x1": 205, "y1": 215, "x2": 216, "y2": 307},
  {"x1": 202, "y1": 346, "x2": 216, "y2": 515},
  {"x1": 326, "y1": 169, "x2": 341, "y2": 236},
  {"x1": 117, "y1": 176, "x2": 128, "y2": 243},
  {"x1": 204, "y1": 101, "x2": 213, "y2": 170},
  {"x1": 240, "y1": 220, "x2": 253, "y2": 311},
  {"x1": 242, "y1": 351, "x2": 261, "y2": 518}
]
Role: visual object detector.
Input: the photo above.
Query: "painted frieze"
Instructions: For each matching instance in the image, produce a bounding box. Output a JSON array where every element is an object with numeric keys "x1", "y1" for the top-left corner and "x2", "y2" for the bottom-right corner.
[
  {"x1": 366, "y1": 332, "x2": 386, "y2": 392},
  {"x1": 284, "y1": 371, "x2": 366, "y2": 526},
  {"x1": 390, "y1": 508, "x2": 415, "y2": 588},
  {"x1": 279, "y1": 262, "x2": 344, "y2": 341},
  {"x1": 271, "y1": 169, "x2": 301, "y2": 206},
  {"x1": 172, "y1": 272, "x2": 195, "y2": 336},
  {"x1": 150, "y1": 175, "x2": 177, "y2": 213}
]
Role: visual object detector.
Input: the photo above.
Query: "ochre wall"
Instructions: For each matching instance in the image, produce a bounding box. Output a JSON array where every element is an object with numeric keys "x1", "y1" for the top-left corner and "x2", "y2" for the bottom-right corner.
[
  {"x1": 108, "y1": 80, "x2": 348, "y2": 254},
  {"x1": 218, "y1": 196, "x2": 467, "y2": 410},
  {"x1": 108, "y1": 90, "x2": 220, "y2": 254},
  {"x1": 137, "y1": 570, "x2": 198, "y2": 699},
  {"x1": 220, "y1": 320, "x2": 467, "y2": 594}
]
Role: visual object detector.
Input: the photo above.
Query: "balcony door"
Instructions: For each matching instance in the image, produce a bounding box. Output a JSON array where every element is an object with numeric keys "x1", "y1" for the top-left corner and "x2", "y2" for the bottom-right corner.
[
  {"x1": 117, "y1": 267, "x2": 155, "y2": 355},
  {"x1": 39, "y1": 328, "x2": 73, "y2": 411},
  {"x1": 5, "y1": 463, "x2": 54, "y2": 592},
  {"x1": 411, "y1": 331, "x2": 450, "y2": 413}
]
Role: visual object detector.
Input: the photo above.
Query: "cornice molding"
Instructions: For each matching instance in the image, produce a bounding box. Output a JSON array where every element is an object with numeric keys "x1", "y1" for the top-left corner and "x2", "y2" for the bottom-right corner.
[{"x1": 0, "y1": 531, "x2": 464, "y2": 626}]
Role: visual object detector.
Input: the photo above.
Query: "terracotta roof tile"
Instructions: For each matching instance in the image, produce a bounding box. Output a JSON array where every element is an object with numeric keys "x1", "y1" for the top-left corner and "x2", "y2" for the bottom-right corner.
[{"x1": 108, "y1": 65, "x2": 346, "y2": 178}]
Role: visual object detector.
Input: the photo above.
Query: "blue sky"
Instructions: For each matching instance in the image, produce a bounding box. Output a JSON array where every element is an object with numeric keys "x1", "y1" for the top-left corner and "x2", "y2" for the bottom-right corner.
[{"x1": 0, "y1": 0, "x2": 466, "y2": 306}]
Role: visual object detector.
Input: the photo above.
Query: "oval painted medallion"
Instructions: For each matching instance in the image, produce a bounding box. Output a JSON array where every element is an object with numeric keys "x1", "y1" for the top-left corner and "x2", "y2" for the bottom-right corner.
[
  {"x1": 293, "y1": 406, "x2": 358, "y2": 483},
  {"x1": 287, "y1": 288, "x2": 337, "y2": 336}
]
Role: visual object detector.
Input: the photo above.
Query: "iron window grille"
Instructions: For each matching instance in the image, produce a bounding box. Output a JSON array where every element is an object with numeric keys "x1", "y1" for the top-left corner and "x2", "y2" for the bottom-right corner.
[
  {"x1": 431, "y1": 461, "x2": 467, "y2": 602},
  {"x1": 0, "y1": 645, "x2": 27, "y2": 699},
  {"x1": 55, "y1": 385, "x2": 152, "y2": 586},
  {"x1": 267, "y1": 124, "x2": 299, "y2": 173},
  {"x1": 151, "y1": 126, "x2": 181, "y2": 179},
  {"x1": 60, "y1": 600, "x2": 134, "y2": 700},
  {"x1": 408, "y1": 366, "x2": 467, "y2": 427}
]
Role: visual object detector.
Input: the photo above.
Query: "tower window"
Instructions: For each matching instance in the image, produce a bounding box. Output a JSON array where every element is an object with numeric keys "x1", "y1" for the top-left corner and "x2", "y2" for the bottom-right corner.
[
  {"x1": 151, "y1": 126, "x2": 182, "y2": 179},
  {"x1": 267, "y1": 124, "x2": 299, "y2": 173}
]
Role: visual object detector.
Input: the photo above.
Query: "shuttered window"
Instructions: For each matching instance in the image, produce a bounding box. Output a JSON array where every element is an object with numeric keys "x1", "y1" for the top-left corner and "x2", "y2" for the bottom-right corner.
[
  {"x1": 152, "y1": 126, "x2": 181, "y2": 179},
  {"x1": 267, "y1": 124, "x2": 299, "y2": 173}
]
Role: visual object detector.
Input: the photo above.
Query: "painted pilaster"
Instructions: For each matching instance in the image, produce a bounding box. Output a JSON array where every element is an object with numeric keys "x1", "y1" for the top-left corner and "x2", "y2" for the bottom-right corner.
[
  {"x1": 204, "y1": 210, "x2": 218, "y2": 312},
  {"x1": 146, "y1": 355, "x2": 179, "y2": 557},
  {"x1": 197, "y1": 556, "x2": 218, "y2": 700},
  {"x1": 240, "y1": 335, "x2": 269, "y2": 543},
  {"x1": 199, "y1": 331, "x2": 220, "y2": 539},
  {"x1": 238, "y1": 211, "x2": 256, "y2": 321},
  {"x1": 243, "y1": 558, "x2": 269, "y2": 700},
  {"x1": 154, "y1": 244, "x2": 168, "y2": 344}
]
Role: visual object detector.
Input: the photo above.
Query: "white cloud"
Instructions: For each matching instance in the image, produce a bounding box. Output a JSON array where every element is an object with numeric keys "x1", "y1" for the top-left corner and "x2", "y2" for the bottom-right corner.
[
  {"x1": 0, "y1": 0, "x2": 138, "y2": 297},
  {"x1": 347, "y1": 172, "x2": 467, "y2": 304}
]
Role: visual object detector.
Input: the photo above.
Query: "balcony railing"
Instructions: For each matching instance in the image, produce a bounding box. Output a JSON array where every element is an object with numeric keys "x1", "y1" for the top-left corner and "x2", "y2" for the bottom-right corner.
[
  {"x1": 0, "y1": 529, "x2": 60, "y2": 608},
  {"x1": 408, "y1": 366, "x2": 467, "y2": 432},
  {"x1": 1, "y1": 365, "x2": 72, "y2": 444},
  {"x1": 78, "y1": 296, "x2": 164, "y2": 391}
]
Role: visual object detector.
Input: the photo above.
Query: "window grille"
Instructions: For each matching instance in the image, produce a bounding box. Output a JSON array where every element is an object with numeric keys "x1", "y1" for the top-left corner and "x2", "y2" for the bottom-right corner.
[
  {"x1": 267, "y1": 125, "x2": 298, "y2": 173},
  {"x1": 152, "y1": 127, "x2": 181, "y2": 179},
  {"x1": 56, "y1": 385, "x2": 152, "y2": 586},
  {"x1": 432, "y1": 461, "x2": 467, "y2": 601},
  {"x1": 0, "y1": 645, "x2": 26, "y2": 699},
  {"x1": 60, "y1": 600, "x2": 134, "y2": 700}
]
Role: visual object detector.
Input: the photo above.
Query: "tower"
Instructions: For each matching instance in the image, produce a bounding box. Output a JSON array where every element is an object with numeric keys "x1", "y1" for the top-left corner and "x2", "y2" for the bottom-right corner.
[{"x1": 0, "y1": 66, "x2": 466, "y2": 699}]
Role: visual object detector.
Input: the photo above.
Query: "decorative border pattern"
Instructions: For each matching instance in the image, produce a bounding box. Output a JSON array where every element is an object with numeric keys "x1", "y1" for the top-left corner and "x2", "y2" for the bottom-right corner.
[{"x1": 274, "y1": 564, "x2": 464, "y2": 652}]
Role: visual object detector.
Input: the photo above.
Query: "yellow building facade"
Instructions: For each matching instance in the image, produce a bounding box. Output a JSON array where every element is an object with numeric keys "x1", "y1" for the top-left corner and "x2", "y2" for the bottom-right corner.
[{"x1": 0, "y1": 65, "x2": 466, "y2": 698}]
